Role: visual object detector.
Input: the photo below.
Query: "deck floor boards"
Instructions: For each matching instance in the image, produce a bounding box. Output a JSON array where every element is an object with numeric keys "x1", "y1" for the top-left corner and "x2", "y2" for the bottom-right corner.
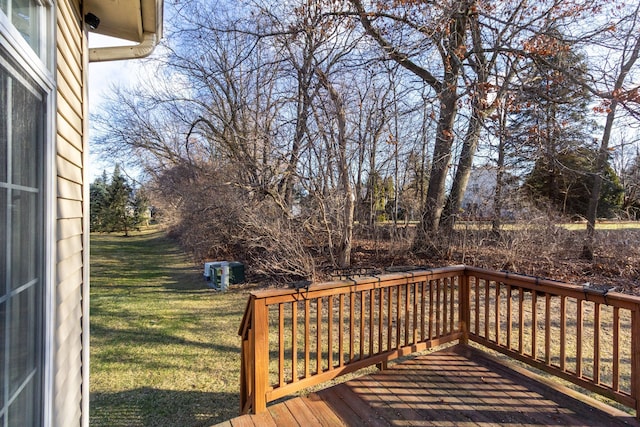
[{"x1": 217, "y1": 344, "x2": 639, "y2": 426}]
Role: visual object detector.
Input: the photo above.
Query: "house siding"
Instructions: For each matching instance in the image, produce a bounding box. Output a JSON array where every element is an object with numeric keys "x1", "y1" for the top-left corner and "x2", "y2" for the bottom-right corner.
[{"x1": 55, "y1": 0, "x2": 87, "y2": 425}]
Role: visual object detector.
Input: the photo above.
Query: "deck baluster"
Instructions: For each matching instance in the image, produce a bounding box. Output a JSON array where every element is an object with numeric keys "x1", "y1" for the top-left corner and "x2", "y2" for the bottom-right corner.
[
  {"x1": 577, "y1": 299, "x2": 583, "y2": 378},
  {"x1": 506, "y1": 284, "x2": 512, "y2": 350},
  {"x1": 545, "y1": 294, "x2": 551, "y2": 366},
  {"x1": 560, "y1": 296, "x2": 566, "y2": 371},
  {"x1": 594, "y1": 302, "x2": 601, "y2": 384},
  {"x1": 278, "y1": 303, "x2": 285, "y2": 387},
  {"x1": 328, "y1": 296, "x2": 334, "y2": 370},
  {"x1": 495, "y1": 281, "x2": 501, "y2": 346},
  {"x1": 632, "y1": 308, "x2": 640, "y2": 418},
  {"x1": 612, "y1": 306, "x2": 619, "y2": 392},
  {"x1": 317, "y1": 298, "x2": 322, "y2": 374},
  {"x1": 292, "y1": 301, "x2": 298, "y2": 381}
]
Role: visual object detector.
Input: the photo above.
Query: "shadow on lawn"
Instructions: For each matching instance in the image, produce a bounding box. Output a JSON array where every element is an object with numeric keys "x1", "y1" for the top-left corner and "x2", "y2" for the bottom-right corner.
[
  {"x1": 90, "y1": 322, "x2": 241, "y2": 357},
  {"x1": 91, "y1": 387, "x2": 237, "y2": 427}
]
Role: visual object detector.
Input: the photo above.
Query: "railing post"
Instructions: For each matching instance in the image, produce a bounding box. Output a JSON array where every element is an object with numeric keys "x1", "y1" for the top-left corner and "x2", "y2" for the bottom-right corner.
[
  {"x1": 459, "y1": 270, "x2": 470, "y2": 345},
  {"x1": 240, "y1": 336, "x2": 248, "y2": 414},
  {"x1": 633, "y1": 306, "x2": 640, "y2": 420},
  {"x1": 239, "y1": 297, "x2": 253, "y2": 415},
  {"x1": 252, "y1": 297, "x2": 269, "y2": 414}
]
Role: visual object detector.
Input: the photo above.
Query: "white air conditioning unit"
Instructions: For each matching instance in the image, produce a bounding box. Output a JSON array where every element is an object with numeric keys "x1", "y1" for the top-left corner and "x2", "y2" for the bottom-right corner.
[
  {"x1": 203, "y1": 261, "x2": 230, "y2": 291},
  {"x1": 203, "y1": 262, "x2": 219, "y2": 280}
]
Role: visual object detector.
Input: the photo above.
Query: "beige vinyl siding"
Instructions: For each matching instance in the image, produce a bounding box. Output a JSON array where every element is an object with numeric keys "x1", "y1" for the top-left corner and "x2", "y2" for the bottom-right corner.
[
  {"x1": 57, "y1": 137, "x2": 83, "y2": 166},
  {"x1": 57, "y1": 114, "x2": 83, "y2": 152},
  {"x1": 57, "y1": 155, "x2": 84, "y2": 183},
  {"x1": 57, "y1": 94, "x2": 84, "y2": 134},
  {"x1": 58, "y1": 176, "x2": 83, "y2": 200},
  {"x1": 57, "y1": 218, "x2": 83, "y2": 241},
  {"x1": 55, "y1": 0, "x2": 86, "y2": 425}
]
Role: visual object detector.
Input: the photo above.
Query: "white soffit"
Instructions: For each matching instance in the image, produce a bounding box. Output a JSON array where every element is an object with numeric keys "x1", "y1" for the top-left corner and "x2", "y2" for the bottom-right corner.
[{"x1": 84, "y1": 0, "x2": 162, "y2": 43}]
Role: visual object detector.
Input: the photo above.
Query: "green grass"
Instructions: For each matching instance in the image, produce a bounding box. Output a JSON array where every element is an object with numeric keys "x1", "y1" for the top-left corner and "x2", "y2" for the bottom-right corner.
[{"x1": 90, "y1": 228, "x2": 251, "y2": 427}]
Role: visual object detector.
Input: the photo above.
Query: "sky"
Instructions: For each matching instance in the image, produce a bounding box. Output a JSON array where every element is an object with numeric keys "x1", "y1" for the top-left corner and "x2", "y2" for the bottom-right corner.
[{"x1": 87, "y1": 34, "x2": 146, "y2": 182}]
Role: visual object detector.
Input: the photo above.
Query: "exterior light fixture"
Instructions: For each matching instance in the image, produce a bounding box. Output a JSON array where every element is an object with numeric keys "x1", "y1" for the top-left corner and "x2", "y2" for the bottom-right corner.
[{"x1": 85, "y1": 13, "x2": 100, "y2": 30}]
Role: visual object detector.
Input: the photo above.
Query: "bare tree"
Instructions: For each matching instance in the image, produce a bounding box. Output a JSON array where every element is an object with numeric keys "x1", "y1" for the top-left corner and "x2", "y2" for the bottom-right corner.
[
  {"x1": 315, "y1": 69, "x2": 354, "y2": 266},
  {"x1": 441, "y1": 3, "x2": 527, "y2": 231},
  {"x1": 347, "y1": 0, "x2": 472, "y2": 252},
  {"x1": 351, "y1": 67, "x2": 394, "y2": 226},
  {"x1": 583, "y1": 3, "x2": 640, "y2": 259},
  {"x1": 344, "y1": 0, "x2": 594, "y2": 253}
]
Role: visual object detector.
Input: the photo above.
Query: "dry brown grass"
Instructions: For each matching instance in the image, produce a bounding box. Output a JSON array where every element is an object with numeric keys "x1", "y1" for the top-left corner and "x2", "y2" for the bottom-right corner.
[{"x1": 345, "y1": 221, "x2": 640, "y2": 296}]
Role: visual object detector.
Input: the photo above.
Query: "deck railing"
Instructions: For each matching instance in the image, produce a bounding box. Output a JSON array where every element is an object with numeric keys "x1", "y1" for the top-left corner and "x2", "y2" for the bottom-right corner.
[{"x1": 239, "y1": 265, "x2": 640, "y2": 419}]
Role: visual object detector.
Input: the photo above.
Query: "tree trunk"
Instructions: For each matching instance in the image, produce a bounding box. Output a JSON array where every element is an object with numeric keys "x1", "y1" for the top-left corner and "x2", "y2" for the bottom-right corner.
[
  {"x1": 318, "y1": 70, "x2": 354, "y2": 267},
  {"x1": 582, "y1": 31, "x2": 640, "y2": 259},
  {"x1": 412, "y1": 87, "x2": 459, "y2": 252},
  {"x1": 442, "y1": 12, "x2": 488, "y2": 233},
  {"x1": 582, "y1": 102, "x2": 618, "y2": 260},
  {"x1": 281, "y1": 66, "x2": 312, "y2": 210},
  {"x1": 442, "y1": 98, "x2": 486, "y2": 231},
  {"x1": 492, "y1": 104, "x2": 508, "y2": 238},
  {"x1": 350, "y1": 0, "x2": 469, "y2": 254}
]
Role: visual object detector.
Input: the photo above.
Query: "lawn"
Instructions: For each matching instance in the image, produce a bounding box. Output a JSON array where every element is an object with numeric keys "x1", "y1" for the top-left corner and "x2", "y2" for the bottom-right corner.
[{"x1": 90, "y1": 228, "x2": 251, "y2": 426}]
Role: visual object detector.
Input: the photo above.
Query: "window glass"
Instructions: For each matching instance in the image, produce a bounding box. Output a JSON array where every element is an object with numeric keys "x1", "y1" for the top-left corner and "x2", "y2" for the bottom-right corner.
[
  {"x1": 7, "y1": 379, "x2": 35, "y2": 427},
  {"x1": 0, "y1": 188, "x2": 5, "y2": 288},
  {"x1": 11, "y1": 191, "x2": 39, "y2": 289},
  {"x1": 0, "y1": 301, "x2": 5, "y2": 406},
  {"x1": 11, "y1": 71, "x2": 41, "y2": 187},
  {"x1": 8, "y1": 285, "x2": 38, "y2": 396},
  {"x1": 1, "y1": 0, "x2": 40, "y2": 56},
  {"x1": 0, "y1": 48, "x2": 44, "y2": 427},
  {"x1": 0, "y1": 70, "x2": 5, "y2": 181}
]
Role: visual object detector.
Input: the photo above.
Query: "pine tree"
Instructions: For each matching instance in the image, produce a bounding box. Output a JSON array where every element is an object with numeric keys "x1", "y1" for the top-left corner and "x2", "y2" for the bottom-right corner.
[
  {"x1": 89, "y1": 165, "x2": 147, "y2": 235},
  {"x1": 525, "y1": 147, "x2": 623, "y2": 217},
  {"x1": 89, "y1": 170, "x2": 109, "y2": 231},
  {"x1": 131, "y1": 187, "x2": 150, "y2": 230},
  {"x1": 621, "y1": 152, "x2": 640, "y2": 219},
  {"x1": 509, "y1": 29, "x2": 599, "y2": 213},
  {"x1": 105, "y1": 165, "x2": 134, "y2": 235}
]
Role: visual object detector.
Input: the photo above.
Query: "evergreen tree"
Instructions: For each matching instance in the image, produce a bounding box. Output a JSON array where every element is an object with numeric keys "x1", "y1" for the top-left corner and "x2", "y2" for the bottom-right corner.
[
  {"x1": 525, "y1": 147, "x2": 623, "y2": 217},
  {"x1": 105, "y1": 165, "x2": 134, "y2": 235},
  {"x1": 621, "y1": 152, "x2": 640, "y2": 219},
  {"x1": 131, "y1": 187, "x2": 150, "y2": 229},
  {"x1": 89, "y1": 165, "x2": 147, "y2": 234},
  {"x1": 90, "y1": 170, "x2": 109, "y2": 231},
  {"x1": 509, "y1": 29, "x2": 599, "y2": 212}
]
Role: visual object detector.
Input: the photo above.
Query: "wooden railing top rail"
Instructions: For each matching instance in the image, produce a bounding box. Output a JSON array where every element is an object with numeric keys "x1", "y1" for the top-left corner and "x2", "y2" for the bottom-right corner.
[
  {"x1": 465, "y1": 266, "x2": 640, "y2": 309},
  {"x1": 246, "y1": 264, "x2": 466, "y2": 300},
  {"x1": 245, "y1": 265, "x2": 640, "y2": 309}
]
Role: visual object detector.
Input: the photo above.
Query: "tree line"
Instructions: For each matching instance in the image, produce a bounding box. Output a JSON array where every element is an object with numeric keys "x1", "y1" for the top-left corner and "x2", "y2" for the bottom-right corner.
[
  {"x1": 90, "y1": 166, "x2": 149, "y2": 235},
  {"x1": 92, "y1": 0, "x2": 640, "y2": 279}
]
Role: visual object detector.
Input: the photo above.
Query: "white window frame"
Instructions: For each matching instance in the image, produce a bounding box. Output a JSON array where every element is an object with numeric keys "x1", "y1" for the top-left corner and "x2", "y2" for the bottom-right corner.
[{"x1": 0, "y1": 0, "x2": 56, "y2": 425}]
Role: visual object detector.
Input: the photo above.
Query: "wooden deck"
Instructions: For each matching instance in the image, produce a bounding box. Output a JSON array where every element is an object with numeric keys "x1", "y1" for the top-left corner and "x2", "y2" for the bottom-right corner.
[{"x1": 216, "y1": 344, "x2": 639, "y2": 426}]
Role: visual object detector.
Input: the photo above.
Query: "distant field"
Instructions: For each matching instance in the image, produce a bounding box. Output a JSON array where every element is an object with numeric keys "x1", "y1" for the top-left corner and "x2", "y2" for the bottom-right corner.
[
  {"x1": 90, "y1": 228, "x2": 252, "y2": 427},
  {"x1": 454, "y1": 220, "x2": 640, "y2": 231},
  {"x1": 559, "y1": 221, "x2": 640, "y2": 230},
  {"x1": 364, "y1": 220, "x2": 640, "y2": 231}
]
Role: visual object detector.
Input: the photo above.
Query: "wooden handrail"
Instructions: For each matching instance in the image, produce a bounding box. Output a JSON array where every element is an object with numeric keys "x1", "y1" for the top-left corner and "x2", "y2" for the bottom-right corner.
[
  {"x1": 464, "y1": 266, "x2": 640, "y2": 418},
  {"x1": 239, "y1": 265, "x2": 640, "y2": 420}
]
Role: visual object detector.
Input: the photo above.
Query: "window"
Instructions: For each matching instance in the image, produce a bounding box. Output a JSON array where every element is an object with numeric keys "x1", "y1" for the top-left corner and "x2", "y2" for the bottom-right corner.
[
  {"x1": 1, "y1": 0, "x2": 41, "y2": 57},
  {"x1": 0, "y1": 46, "x2": 46, "y2": 427},
  {"x1": 1, "y1": 0, "x2": 52, "y2": 425}
]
